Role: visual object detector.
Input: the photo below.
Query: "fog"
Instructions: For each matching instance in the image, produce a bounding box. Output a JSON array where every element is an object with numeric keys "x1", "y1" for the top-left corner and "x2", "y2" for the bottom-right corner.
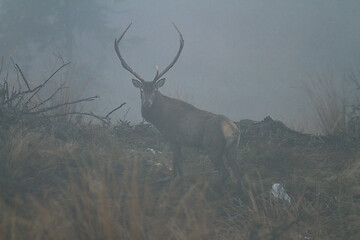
[{"x1": 1, "y1": 0, "x2": 359, "y2": 131}]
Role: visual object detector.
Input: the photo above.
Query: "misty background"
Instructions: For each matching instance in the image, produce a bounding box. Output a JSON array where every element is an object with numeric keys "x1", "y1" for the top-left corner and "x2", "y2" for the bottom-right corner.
[{"x1": 1, "y1": 0, "x2": 359, "y2": 132}]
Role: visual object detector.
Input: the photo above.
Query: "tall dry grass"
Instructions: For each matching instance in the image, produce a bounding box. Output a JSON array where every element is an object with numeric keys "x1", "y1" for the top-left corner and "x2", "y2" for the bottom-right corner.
[
  {"x1": 1, "y1": 125, "x2": 360, "y2": 239},
  {"x1": 0, "y1": 127, "x2": 217, "y2": 240},
  {"x1": 304, "y1": 71, "x2": 360, "y2": 142},
  {"x1": 305, "y1": 72, "x2": 346, "y2": 135}
]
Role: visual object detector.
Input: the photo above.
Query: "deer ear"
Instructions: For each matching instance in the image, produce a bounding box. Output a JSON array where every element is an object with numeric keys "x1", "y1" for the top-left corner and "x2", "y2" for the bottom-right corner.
[
  {"x1": 132, "y1": 79, "x2": 143, "y2": 89},
  {"x1": 155, "y1": 78, "x2": 166, "y2": 89}
]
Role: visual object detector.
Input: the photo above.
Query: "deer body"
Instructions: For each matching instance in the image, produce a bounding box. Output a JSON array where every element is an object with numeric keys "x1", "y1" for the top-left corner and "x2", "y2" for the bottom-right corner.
[
  {"x1": 141, "y1": 92, "x2": 236, "y2": 148},
  {"x1": 115, "y1": 23, "x2": 241, "y2": 181},
  {"x1": 142, "y1": 93, "x2": 211, "y2": 147}
]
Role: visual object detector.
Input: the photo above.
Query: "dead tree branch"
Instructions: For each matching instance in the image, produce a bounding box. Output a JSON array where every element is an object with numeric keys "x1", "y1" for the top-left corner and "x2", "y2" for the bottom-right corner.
[
  {"x1": 25, "y1": 96, "x2": 99, "y2": 115},
  {"x1": 105, "y1": 102, "x2": 126, "y2": 119},
  {"x1": 42, "y1": 111, "x2": 109, "y2": 124},
  {"x1": 26, "y1": 62, "x2": 71, "y2": 105},
  {"x1": 1, "y1": 58, "x2": 125, "y2": 126},
  {"x1": 15, "y1": 64, "x2": 31, "y2": 91},
  {"x1": 28, "y1": 82, "x2": 68, "y2": 111}
]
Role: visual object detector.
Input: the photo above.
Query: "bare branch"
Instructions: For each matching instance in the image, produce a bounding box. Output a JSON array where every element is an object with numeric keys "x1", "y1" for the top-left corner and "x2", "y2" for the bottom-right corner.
[
  {"x1": 349, "y1": 72, "x2": 360, "y2": 89},
  {"x1": 28, "y1": 82, "x2": 68, "y2": 111},
  {"x1": 9, "y1": 57, "x2": 29, "y2": 91},
  {"x1": 15, "y1": 65, "x2": 21, "y2": 90},
  {"x1": 15, "y1": 64, "x2": 31, "y2": 91},
  {"x1": 53, "y1": 53, "x2": 65, "y2": 65},
  {"x1": 26, "y1": 62, "x2": 71, "y2": 105},
  {"x1": 25, "y1": 96, "x2": 99, "y2": 115},
  {"x1": 14, "y1": 93, "x2": 26, "y2": 109},
  {"x1": 105, "y1": 102, "x2": 126, "y2": 119},
  {"x1": 41, "y1": 111, "x2": 109, "y2": 124}
]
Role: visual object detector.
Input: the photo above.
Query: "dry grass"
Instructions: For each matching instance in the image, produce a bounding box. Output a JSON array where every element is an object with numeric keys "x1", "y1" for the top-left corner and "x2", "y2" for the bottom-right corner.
[
  {"x1": 0, "y1": 124, "x2": 359, "y2": 239},
  {"x1": 0, "y1": 127, "x2": 216, "y2": 240},
  {"x1": 305, "y1": 72, "x2": 345, "y2": 135}
]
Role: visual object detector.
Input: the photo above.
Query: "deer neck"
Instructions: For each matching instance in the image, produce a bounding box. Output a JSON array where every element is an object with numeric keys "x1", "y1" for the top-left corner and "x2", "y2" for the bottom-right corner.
[{"x1": 141, "y1": 91, "x2": 165, "y2": 126}]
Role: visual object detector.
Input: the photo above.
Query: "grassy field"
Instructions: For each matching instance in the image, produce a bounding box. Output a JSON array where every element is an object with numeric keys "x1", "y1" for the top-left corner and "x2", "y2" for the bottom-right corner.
[{"x1": 0, "y1": 119, "x2": 359, "y2": 240}]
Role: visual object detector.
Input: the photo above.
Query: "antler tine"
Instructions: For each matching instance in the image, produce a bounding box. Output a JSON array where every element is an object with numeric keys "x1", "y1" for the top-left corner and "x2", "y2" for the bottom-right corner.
[
  {"x1": 115, "y1": 23, "x2": 145, "y2": 82},
  {"x1": 154, "y1": 65, "x2": 159, "y2": 80},
  {"x1": 153, "y1": 23, "x2": 184, "y2": 82}
]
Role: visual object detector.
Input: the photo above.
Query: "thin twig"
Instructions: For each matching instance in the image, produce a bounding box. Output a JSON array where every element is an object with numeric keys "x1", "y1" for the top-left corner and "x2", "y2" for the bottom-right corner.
[
  {"x1": 9, "y1": 86, "x2": 15, "y2": 107},
  {"x1": 105, "y1": 102, "x2": 126, "y2": 119},
  {"x1": 4, "y1": 62, "x2": 71, "y2": 106},
  {"x1": 53, "y1": 53, "x2": 65, "y2": 65},
  {"x1": 349, "y1": 72, "x2": 360, "y2": 89},
  {"x1": 15, "y1": 65, "x2": 21, "y2": 90},
  {"x1": 28, "y1": 82, "x2": 68, "y2": 111},
  {"x1": 14, "y1": 93, "x2": 26, "y2": 109},
  {"x1": 25, "y1": 62, "x2": 71, "y2": 105},
  {"x1": 122, "y1": 107, "x2": 131, "y2": 122},
  {"x1": 15, "y1": 64, "x2": 31, "y2": 91},
  {"x1": 9, "y1": 57, "x2": 24, "y2": 91}
]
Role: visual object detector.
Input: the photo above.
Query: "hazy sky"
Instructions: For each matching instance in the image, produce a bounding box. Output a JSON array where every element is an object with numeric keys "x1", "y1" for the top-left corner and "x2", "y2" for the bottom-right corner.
[{"x1": 102, "y1": 0, "x2": 360, "y2": 131}]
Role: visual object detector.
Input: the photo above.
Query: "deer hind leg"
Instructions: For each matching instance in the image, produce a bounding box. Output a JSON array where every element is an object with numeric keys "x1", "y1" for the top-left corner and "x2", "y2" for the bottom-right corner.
[
  {"x1": 170, "y1": 143, "x2": 183, "y2": 177},
  {"x1": 221, "y1": 120, "x2": 242, "y2": 183},
  {"x1": 209, "y1": 150, "x2": 230, "y2": 182},
  {"x1": 225, "y1": 142, "x2": 242, "y2": 184}
]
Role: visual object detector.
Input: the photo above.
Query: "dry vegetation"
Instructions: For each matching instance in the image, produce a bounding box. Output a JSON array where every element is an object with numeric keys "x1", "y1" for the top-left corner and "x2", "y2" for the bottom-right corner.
[
  {"x1": 0, "y1": 63, "x2": 360, "y2": 239},
  {"x1": 1, "y1": 121, "x2": 359, "y2": 240}
]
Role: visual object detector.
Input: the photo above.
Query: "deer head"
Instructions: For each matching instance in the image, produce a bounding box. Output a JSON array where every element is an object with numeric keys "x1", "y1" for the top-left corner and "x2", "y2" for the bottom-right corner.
[{"x1": 114, "y1": 23, "x2": 184, "y2": 108}]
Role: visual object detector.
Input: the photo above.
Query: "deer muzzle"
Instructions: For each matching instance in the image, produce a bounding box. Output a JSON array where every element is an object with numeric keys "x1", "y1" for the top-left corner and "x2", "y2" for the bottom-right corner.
[{"x1": 143, "y1": 100, "x2": 152, "y2": 108}]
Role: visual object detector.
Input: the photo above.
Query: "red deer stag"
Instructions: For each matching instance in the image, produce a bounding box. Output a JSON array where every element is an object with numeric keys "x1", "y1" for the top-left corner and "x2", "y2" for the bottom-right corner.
[{"x1": 115, "y1": 23, "x2": 241, "y2": 182}]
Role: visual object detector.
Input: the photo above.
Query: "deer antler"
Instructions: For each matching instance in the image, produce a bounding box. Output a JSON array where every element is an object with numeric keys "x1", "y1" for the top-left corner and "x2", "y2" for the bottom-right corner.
[
  {"x1": 153, "y1": 23, "x2": 184, "y2": 82},
  {"x1": 114, "y1": 23, "x2": 145, "y2": 82}
]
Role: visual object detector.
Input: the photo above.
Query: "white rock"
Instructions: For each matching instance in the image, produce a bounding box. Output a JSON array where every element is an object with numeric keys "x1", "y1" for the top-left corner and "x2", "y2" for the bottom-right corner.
[{"x1": 271, "y1": 183, "x2": 291, "y2": 204}]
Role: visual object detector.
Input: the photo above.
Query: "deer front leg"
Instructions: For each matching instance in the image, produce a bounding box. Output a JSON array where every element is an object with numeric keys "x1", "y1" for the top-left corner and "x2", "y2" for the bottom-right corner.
[{"x1": 169, "y1": 143, "x2": 183, "y2": 177}]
